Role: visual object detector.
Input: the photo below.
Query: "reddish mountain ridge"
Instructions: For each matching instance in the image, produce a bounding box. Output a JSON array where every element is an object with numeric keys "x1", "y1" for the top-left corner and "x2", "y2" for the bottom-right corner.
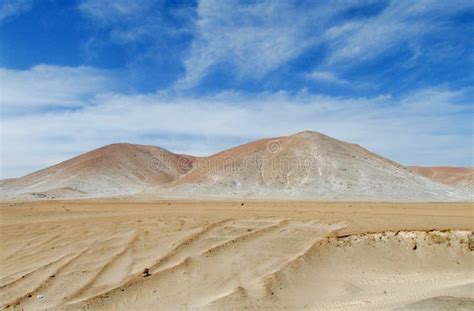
[
  {"x1": 1, "y1": 132, "x2": 472, "y2": 201},
  {"x1": 408, "y1": 166, "x2": 474, "y2": 190},
  {"x1": 149, "y1": 131, "x2": 471, "y2": 201},
  {"x1": 0, "y1": 143, "x2": 195, "y2": 199}
]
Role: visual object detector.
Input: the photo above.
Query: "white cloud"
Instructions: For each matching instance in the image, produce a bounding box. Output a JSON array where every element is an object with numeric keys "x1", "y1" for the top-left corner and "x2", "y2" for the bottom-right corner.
[
  {"x1": 325, "y1": 0, "x2": 473, "y2": 64},
  {"x1": 79, "y1": 0, "x2": 154, "y2": 23},
  {"x1": 176, "y1": 0, "x2": 341, "y2": 88},
  {"x1": 177, "y1": 0, "x2": 472, "y2": 87},
  {"x1": 0, "y1": 0, "x2": 35, "y2": 21},
  {"x1": 0, "y1": 65, "x2": 114, "y2": 114},
  {"x1": 79, "y1": 0, "x2": 193, "y2": 45},
  {"x1": 1, "y1": 65, "x2": 472, "y2": 178},
  {"x1": 75, "y1": 1, "x2": 473, "y2": 88},
  {"x1": 307, "y1": 71, "x2": 348, "y2": 85},
  {"x1": 79, "y1": 0, "x2": 160, "y2": 45}
]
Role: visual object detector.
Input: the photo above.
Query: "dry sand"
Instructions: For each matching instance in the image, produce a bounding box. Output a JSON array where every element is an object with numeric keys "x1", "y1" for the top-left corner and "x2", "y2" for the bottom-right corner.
[{"x1": 0, "y1": 200, "x2": 473, "y2": 310}]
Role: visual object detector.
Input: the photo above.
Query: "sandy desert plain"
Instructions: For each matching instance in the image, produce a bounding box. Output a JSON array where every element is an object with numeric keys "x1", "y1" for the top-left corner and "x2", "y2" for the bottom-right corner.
[
  {"x1": 0, "y1": 132, "x2": 473, "y2": 310},
  {"x1": 0, "y1": 200, "x2": 473, "y2": 311}
]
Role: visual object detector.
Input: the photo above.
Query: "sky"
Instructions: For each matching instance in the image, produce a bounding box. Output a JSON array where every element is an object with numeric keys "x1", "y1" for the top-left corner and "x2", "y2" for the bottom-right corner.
[{"x1": 0, "y1": 0, "x2": 473, "y2": 178}]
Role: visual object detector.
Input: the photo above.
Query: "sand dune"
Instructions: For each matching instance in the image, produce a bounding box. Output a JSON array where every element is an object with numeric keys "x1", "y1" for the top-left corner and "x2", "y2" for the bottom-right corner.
[
  {"x1": 0, "y1": 201, "x2": 472, "y2": 310},
  {"x1": 1, "y1": 131, "x2": 472, "y2": 201}
]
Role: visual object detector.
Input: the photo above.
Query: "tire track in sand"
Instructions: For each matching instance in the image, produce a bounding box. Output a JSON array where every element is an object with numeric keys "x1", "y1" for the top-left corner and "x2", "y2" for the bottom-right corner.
[{"x1": 64, "y1": 231, "x2": 139, "y2": 304}]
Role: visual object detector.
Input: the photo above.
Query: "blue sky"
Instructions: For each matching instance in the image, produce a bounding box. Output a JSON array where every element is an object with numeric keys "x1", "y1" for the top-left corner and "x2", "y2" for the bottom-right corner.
[{"x1": 0, "y1": 0, "x2": 473, "y2": 178}]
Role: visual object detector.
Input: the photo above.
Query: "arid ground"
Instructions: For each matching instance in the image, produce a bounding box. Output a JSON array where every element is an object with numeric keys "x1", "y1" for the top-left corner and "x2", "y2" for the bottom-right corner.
[{"x1": 0, "y1": 200, "x2": 473, "y2": 310}]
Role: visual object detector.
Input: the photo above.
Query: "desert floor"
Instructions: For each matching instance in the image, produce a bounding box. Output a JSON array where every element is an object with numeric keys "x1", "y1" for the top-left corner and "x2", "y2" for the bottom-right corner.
[{"x1": 0, "y1": 200, "x2": 473, "y2": 310}]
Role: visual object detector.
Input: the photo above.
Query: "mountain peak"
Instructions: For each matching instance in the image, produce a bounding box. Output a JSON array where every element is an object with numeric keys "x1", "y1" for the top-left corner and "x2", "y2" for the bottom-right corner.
[{"x1": 291, "y1": 130, "x2": 325, "y2": 138}]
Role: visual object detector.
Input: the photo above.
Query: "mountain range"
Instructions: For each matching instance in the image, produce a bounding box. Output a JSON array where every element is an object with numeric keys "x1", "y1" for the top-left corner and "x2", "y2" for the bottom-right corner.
[{"x1": 1, "y1": 131, "x2": 472, "y2": 201}]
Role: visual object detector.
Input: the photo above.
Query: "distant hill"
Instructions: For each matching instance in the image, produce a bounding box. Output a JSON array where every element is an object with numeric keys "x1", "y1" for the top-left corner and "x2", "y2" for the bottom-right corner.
[
  {"x1": 1, "y1": 132, "x2": 472, "y2": 201},
  {"x1": 408, "y1": 166, "x2": 474, "y2": 191},
  {"x1": 0, "y1": 143, "x2": 195, "y2": 199}
]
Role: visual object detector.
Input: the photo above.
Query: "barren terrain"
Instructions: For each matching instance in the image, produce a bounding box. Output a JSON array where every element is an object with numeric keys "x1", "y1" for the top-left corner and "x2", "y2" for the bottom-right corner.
[
  {"x1": 409, "y1": 166, "x2": 474, "y2": 190},
  {"x1": 1, "y1": 200, "x2": 472, "y2": 310},
  {"x1": 2, "y1": 132, "x2": 473, "y2": 201}
]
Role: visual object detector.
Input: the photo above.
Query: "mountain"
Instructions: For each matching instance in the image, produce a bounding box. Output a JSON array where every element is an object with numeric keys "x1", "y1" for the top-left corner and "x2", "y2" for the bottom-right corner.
[
  {"x1": 1, "y1": 132, "x2": 472, "y2": 201},
  {"x1": 149, "y1": 131, "x2": 470, "y2": 201},
  {"x1": 408, "y1": 166, "x2": 474, "y2": 190},
  {"x1": 0, "y1": 143, "x2": 195, "y2": 200}
]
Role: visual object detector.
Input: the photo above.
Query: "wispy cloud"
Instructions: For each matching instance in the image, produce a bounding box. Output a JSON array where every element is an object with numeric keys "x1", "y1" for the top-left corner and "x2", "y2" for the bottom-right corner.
[
  {"x1": 79, "y1": 0, "x2": 194, "y2": 44},
  {"x1": 1, "y1": 65, "x2": 472, "y2": 178},
  {"x1": 307, "y1": 71, "x2": 348, "y2": 85},
  {"x1": 73, "y1": 1, "x2": 473, "y2": 89},
  {"x1": 79, "y1": 0, "x2": 156, "y2": 43},
  {"x1": 0, "y1": 65, "x2": 114, "y2": 114},
  {"x1": 0, "y1": 0, "x2": 35, "y2": 21},
  {"x1": 176, "y1": 0, "x2": 472, "y2": 88},
  {"x1": 325, "y1": 0, "x2": 473, "y2": 65},
  {"x1": 176, "y1": 0, "x2": 335, "y2": 88},
  {"x1": 79, "y1": 0, "x2": 153, "y2": 22}
]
